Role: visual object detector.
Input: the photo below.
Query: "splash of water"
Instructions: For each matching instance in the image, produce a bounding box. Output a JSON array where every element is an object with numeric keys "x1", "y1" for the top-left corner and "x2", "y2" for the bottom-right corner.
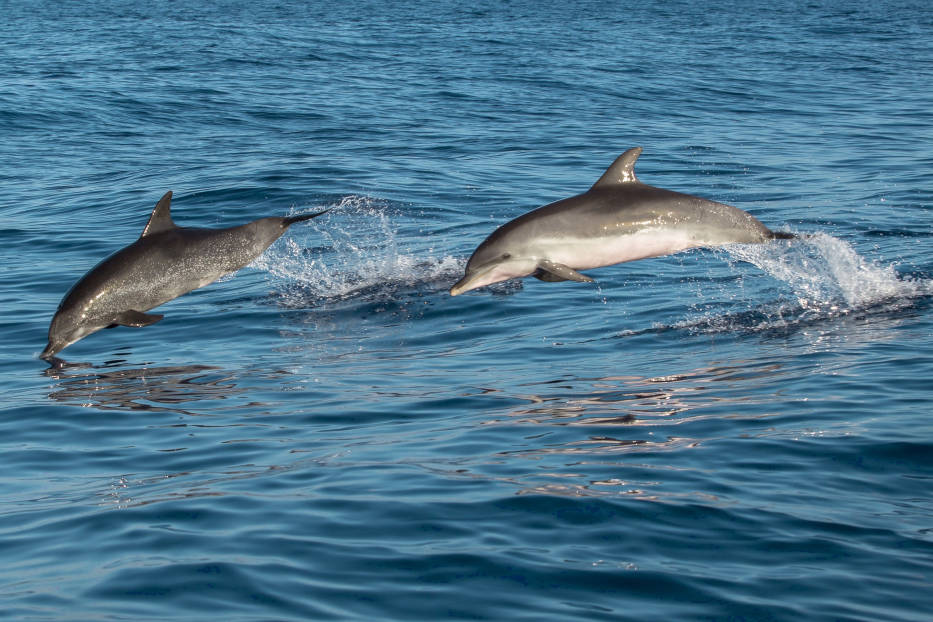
[
  {"x1": 656, "y1": 233, "x2": 931, "y2": 336},
  {"x1": 253, "y1": 195, "x2": 462, "y2": 306},
  {"x1": 727, "y1": 233, "x2": 931, "y2": 311}
]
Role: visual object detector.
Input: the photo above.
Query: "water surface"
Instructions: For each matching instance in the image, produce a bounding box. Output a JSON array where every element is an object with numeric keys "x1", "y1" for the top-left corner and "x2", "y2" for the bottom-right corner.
[{"x1": 1, "y1": 1, "x2": 932, "y2": 620}]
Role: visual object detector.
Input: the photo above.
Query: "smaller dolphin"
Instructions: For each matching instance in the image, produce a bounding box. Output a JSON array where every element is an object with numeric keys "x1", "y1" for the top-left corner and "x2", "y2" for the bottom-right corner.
[
  {"x1": 450, "y1": 147, "x2": 793, "y2": 296},
  {"x1": 41, "y1": 191, "x2": 328, "y2": 360}
]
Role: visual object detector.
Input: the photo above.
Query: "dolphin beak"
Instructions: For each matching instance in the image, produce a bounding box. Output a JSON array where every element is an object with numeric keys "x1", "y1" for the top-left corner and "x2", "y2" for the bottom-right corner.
[
  {"x1": 39, "y1": 342, "x2": 59, "y2": 361},
  {"x1": 450, "y1": 263, "x2": 510, "y2": 296},
  {"x1": 450, "y1": 273, "x2": 477, "y2": 296}
]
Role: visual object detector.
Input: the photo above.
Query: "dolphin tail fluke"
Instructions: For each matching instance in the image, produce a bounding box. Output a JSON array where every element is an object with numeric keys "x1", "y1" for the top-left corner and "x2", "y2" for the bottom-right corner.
[{"x1": 284, "y1": 209, "x2": 330, "y2": 227}]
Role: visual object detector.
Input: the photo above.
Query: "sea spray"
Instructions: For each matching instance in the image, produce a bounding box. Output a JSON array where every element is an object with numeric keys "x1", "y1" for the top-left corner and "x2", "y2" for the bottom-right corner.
[
  {"x1": 726, "y1": 233, "x2": 933, "y2": 313},
  {"x1": 650, "y1": 233, "x2": 932, "y2": 336},
  {"x1": 253, "y1": 195, "x2": 462, "y2": 306},
  {"x1": 726, "y1": 232, "x2": 929, "y2": 310}
]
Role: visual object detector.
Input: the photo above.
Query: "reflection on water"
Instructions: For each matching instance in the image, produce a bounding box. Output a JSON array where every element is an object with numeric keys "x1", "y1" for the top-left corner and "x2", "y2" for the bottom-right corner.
[
  {"x1": 498, "y1": 361, "x2": 784, "y2": 428},
  {"x1": 468, "y1": 360, "x2": 796, "y2": 500},
  {"x1": 44, "y1": 360, "x2": 245, "y2": 415}
]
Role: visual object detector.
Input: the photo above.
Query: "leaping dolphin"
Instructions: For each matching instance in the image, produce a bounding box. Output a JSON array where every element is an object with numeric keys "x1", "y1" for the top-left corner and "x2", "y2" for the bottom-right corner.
[
  {"x1": 40, "y1": 191, "x2": 328, "y2": 360},
  {"x1": 450, "y1": 147, "x2": 793, "y2": 296}
]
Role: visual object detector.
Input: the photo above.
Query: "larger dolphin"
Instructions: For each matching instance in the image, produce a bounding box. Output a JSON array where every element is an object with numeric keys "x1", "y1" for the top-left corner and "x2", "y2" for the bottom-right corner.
[
  {"x1": 40, "y1": 191, "x2": 328, "y2": 360},
  {"x1": 450, "y1": 147, "x2": 792, "y2": 296}
]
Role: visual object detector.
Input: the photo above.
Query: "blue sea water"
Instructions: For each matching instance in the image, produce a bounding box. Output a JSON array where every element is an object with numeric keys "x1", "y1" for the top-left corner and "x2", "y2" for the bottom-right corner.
[{"x1": 2, "y1": 0, "x2": 932, "y2": 620}]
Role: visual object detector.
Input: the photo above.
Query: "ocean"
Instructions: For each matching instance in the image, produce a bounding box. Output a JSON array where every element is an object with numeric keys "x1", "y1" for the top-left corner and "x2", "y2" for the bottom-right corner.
[{"x1": 1, "y1": 1, "x2": 931, "y2": 620}]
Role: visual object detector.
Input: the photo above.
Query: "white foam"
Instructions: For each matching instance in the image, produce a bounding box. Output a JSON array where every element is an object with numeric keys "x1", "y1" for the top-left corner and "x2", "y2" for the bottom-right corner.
[
  {"x1": 650, "y1": 232, "x2": 932, "y2": 336},
  {"x1": 726, "y1": 232, "x2": 931, "y2": 311},
  {"x1": 252, "y1": 195, "x2": 462, "y2": 306}
]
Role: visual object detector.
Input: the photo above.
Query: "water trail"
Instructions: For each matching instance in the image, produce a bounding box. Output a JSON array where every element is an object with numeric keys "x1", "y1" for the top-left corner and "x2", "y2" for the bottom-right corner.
[
  {"x1": 253, "y1": 195, "x2": 462, "y2": 307},
  {"x1": 661, "y1": 233, "x2": 932, "y2": 336},
  {"x1": 727, "y1": 233, "x2": 929, "y2": 310}
]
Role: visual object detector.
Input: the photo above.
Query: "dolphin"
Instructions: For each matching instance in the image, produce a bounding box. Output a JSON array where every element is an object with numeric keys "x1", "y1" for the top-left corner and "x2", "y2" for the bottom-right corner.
[
  {"x1": 450, "y1": 147, "x2": 793, "y2": 296},
  {"x1": 40, "y1": 191, "x2": 328, "y2": 360}
]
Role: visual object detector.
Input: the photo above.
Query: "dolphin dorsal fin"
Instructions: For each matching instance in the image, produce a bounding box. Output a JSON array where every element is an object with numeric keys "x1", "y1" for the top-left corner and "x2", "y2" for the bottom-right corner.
[
  {"x1": 141, "y1": 191, "x2": 177, "y2": 237},
  {"x1": 590, "y1": 147, "x2": 643, "y2": 190}
]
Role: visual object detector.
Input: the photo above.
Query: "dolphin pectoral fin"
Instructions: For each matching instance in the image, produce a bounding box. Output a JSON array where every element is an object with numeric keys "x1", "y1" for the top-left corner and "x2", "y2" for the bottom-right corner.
[
  {"x1": 111, "y1": 310, "x2": 164, "y2": 328},
  {"x1": 533, "y1": 270, "x2": 567, "y2": 282},
  {"x1": 535, "y1": 260, "x2": 594, "y2": 283}
]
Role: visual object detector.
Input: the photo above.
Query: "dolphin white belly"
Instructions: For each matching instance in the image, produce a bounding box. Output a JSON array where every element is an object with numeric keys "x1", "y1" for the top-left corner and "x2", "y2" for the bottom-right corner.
[{"x1": 541, "y1": 229, "x2": 697, "y2": 270}]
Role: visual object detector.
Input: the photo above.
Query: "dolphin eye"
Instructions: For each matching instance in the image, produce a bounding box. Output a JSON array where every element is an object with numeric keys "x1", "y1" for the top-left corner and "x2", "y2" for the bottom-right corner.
[{"x1": 501, "y1": 253, "x2": 511, "y2": 259}]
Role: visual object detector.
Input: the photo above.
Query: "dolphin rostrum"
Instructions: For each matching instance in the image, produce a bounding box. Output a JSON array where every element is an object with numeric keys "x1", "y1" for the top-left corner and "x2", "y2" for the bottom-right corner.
[
  {"x1": 40, "y1": 191, "x2": 328, "y2": 360},
  {"x1": 450, "y1": 147, "x2": 793, "y2": 296}
]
